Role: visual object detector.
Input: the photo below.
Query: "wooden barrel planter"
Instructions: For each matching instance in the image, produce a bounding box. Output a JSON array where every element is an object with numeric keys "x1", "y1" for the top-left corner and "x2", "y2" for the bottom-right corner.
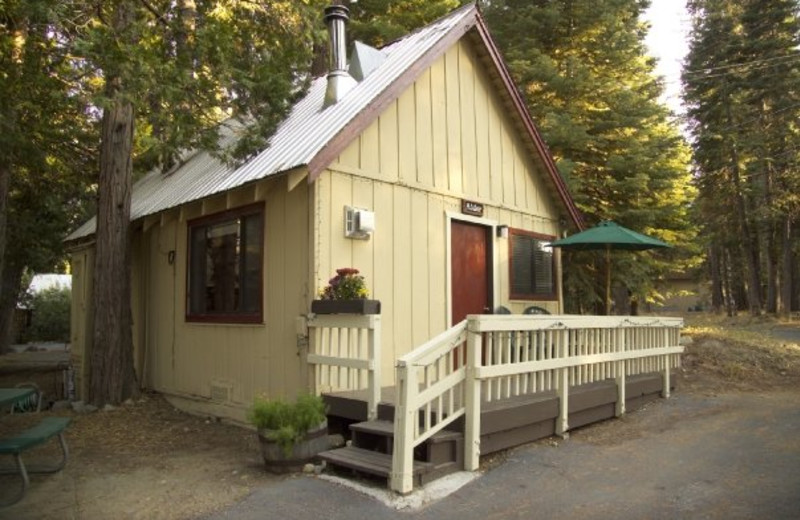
[{"x1": 257, "y1": 421, "x2": 329, "y2": 474}]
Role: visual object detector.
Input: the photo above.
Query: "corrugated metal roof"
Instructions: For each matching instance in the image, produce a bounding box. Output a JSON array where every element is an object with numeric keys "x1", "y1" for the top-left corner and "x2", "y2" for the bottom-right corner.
[{"x1": 67, "y1": 4, "x2": 476, "y2": 241}]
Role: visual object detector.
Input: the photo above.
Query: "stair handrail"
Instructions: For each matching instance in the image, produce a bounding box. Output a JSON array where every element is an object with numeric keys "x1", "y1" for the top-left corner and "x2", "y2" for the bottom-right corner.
[{"x1": 391, "y1": 319, "x2": 468, "y2": 493}]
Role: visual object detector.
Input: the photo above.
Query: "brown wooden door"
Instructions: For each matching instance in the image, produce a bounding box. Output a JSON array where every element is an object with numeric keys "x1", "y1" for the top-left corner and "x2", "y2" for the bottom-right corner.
[{"x1": 451, "y1": 220, "x2": 491, "y2": 325}]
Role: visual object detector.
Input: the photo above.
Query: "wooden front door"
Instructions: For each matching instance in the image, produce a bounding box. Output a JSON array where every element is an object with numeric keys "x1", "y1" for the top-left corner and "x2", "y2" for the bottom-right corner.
[{"x1": 451, "y1": 220, "x2": 492, "y2": 325}]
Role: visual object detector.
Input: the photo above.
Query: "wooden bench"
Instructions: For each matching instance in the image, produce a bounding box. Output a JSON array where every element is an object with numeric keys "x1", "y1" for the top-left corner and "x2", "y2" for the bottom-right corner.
[{"x1": 0, "y1": 416, "x2": 71, "y2": 507}]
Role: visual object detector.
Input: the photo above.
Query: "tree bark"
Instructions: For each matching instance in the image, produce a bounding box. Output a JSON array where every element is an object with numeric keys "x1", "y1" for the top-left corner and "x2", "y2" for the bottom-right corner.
[
  {"x1": 779, "y1": 217, "x2": 793, "y2": 317},
  {"x1": 0, "y1": 164, "x2": 9, "y2": 296},
  {"x1": 90, "y1": 2, "x2": 138, "y2": 406},
  {"x1": 722, "y1": 248, "x2": 736, "y2": 317},
  {"x1": 709, "y1": 243, "x2": 724, "y2": 313},
  {"x1": 729, "y1": 159, "x2": 762, "y2": 314},
  {"x1": 0, "y1": 262, "x2": 23, "y2": 354}
]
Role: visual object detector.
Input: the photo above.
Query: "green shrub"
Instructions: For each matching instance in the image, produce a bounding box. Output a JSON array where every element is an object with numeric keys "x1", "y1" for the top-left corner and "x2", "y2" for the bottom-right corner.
[
  {"x1": 28, "y1": 286, "x2": 71, "y2": 342},
  {"x1": 248, "y1": 394, "x2": 326, "y2": 454}
]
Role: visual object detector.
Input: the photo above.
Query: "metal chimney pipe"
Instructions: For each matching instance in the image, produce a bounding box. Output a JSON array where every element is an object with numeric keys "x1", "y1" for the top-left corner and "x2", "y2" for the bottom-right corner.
[{"x1": 324, "y1": 4, "x2": 357, "y2": 107}]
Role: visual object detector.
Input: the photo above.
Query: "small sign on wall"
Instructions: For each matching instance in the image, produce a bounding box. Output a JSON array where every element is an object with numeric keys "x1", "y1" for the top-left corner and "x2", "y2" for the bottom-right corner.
[{"x1": 461, "y1": 199, "x2": 484, "y2": 217}]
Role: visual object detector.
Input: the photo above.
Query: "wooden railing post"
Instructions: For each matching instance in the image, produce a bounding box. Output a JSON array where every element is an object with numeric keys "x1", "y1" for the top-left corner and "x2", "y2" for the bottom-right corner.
[
  {"x1": 662, "y1": 327, "x2": 671, "y2": 399},
  {"x1": 615, "y1": 325, "x2": 627, "y2": 417},
  {"x1": 464, "y1": 316, "x2": 482, "y2": 471},
  {"x1": 390, "y1": 361, "x2": 416, "y2": 494},
  {"x1": 367, "y1": 315, "x2": 381, "y2": 419},
  {"x1": 555, "y1": 328, "x2": 569, "y2": 437}
]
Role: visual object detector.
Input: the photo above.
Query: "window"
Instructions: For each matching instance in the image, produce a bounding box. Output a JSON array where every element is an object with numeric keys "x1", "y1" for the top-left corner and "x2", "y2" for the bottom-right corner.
[
  {"x1": 509, "y1": 229, "x2": 556, "y2": 300},
  {"x1": 187, "y1": 204, "x2": 264, "y2": 323}
]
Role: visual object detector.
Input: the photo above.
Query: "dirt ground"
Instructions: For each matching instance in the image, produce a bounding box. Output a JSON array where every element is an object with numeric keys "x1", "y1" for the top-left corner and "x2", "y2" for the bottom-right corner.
[
  {"x1": 0, "y1": 394, "x2": 283, "y2": 520},
  {"x1": 2, "y1": 314, "x2": 800, "y2": 520}
]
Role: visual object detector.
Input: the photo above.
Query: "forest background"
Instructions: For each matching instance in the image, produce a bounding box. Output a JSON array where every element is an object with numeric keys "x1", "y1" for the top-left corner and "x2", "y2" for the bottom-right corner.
[{"x1": 0, "y1": 0, "x2": 797, "y2": 404}]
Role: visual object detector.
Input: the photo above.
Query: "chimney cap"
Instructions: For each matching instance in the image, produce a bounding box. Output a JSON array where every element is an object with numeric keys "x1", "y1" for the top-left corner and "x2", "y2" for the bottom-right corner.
[{"x1": 324, "y1": 4, "x2": 350, "y2": 20}]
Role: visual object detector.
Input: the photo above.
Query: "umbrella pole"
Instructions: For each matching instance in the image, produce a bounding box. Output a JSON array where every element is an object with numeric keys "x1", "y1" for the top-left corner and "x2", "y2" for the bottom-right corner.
[{"x1": 605, "y1": 245, "x2": 611, "y2": 315}]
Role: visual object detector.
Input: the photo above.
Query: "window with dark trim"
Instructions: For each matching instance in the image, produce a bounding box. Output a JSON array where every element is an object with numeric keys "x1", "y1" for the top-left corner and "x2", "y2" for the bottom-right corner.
[
  {"x1": 186, "y1": 203, "x2": 264, "y2": 323},
  {"x1": 509, "y1": 229, "x2": 556, "y2": 300}
]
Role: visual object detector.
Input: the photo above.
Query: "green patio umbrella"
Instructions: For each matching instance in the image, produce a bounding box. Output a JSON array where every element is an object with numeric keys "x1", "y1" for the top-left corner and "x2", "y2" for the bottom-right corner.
[{"x1": 549, "y1": 221, "x2": 671, "y2": 315}]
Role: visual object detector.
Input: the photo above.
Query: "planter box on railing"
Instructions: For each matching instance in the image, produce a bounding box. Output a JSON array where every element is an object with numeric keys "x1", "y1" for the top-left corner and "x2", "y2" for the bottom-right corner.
[{"x1": 311, "y1": 299, "x2": 381, "y2": 315}]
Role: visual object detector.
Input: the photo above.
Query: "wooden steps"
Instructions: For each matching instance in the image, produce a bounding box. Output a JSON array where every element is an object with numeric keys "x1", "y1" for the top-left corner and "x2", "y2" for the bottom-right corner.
[
  {"x1": 318, "y1": 446, "x2": 431, "y2": 478},
  {"x1": 319, "y1": 418, "x2": 463, "y2": 487}
]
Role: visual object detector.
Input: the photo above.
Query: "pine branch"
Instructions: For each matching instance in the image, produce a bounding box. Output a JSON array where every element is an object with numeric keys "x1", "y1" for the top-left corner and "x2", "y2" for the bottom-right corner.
[{"x1": 138, "y1": 0, "x2": 169, "y2": 27}]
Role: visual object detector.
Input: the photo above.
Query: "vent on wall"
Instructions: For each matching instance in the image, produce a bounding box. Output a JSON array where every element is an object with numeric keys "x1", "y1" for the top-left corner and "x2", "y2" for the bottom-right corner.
[{"x1": 210, "y1": 381, "x2": 233, "y2": 402}]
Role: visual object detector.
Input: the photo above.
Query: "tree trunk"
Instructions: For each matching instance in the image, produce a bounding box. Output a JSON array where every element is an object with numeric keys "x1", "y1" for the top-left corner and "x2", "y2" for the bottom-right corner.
[
  {"x1": 731, "y1": 165, "x2": 762, "y2": 315},
  {"x1": 726, "y1": 105, "x2": 762, "y2": 315},
  {"x1": 709, "y1": 244, "x2": 724, "y2": 313},
  {"x1": 779, "y1": 217, "x2": 793, "y2": 317},
  {"x1": 763, "y1": 154, "x2": 778, "y2": 314},
  {"x1": 722, "y1": 248, "x2": 736, "y2": 317},
  {"x1": 0, "y1": 262, "x2": 23, "y2": 353},
  {"x1": 0, "y1": 163, "x2": 9, "y2": 295},
  {"x1": 90, "y1": 2, "x2": 138, "y2": 406},
  {"x1": 765, "y1": 241, "x2": 778, "y2": 314}
]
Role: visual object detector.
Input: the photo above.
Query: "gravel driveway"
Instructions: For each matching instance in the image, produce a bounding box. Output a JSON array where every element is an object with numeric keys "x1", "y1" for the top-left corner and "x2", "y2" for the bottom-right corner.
[{"x1": 206, "y1": 389, "x2": 800, "y2": 520}]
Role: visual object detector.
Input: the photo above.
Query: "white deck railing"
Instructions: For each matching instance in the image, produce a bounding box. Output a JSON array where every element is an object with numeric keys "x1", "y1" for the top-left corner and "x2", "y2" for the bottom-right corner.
[
  {"x1": 306, "y1": 314, "x2": 381, "y2": 419},
  {"x1": 390, "y1": 315, "x2": 684, "y2": 493}
]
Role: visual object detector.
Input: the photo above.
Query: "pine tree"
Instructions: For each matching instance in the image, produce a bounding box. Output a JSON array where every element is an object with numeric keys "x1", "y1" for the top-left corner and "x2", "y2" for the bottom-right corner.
[
  {"x1": 0, "y1": 0, "x2": 96, "y2": 352},
  {"x1": 348, "y1": 0, "x2": 465, "y2": 47},
  {"x1": 483, "y1": 0, "x2": 697, "y2": 313},
  {"x1": 73, "y1": 0, "x2": 325, "y2": 405},
  {"x1": 684, "y1": 0, "x2": 800, "y2": 315}
]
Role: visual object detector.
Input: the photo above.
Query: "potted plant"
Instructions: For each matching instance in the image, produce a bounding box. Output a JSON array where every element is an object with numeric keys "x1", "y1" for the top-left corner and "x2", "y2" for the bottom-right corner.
[
  {"x1": 311, "y1": 267, "x2": 381, "y2": 314},
  {"x1": 248, "y1": 393, "x2": 329, "y2": 473}
]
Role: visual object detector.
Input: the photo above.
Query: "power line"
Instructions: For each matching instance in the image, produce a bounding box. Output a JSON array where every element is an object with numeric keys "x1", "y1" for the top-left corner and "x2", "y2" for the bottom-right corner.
[{"x1": 683, "y1": 53, "x2": 800, "y2": 81}]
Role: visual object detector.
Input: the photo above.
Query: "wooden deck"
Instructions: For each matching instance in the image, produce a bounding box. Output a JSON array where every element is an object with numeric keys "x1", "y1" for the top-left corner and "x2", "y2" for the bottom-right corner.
[{"x1": 323, "y1": 372, "x2": 671, "y2": 456}]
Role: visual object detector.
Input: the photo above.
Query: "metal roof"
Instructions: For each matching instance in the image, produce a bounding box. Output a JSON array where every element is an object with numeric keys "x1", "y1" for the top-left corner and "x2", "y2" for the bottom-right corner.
[{"x1": 67, "y1": 4, "x2": 476, "y2": 241}]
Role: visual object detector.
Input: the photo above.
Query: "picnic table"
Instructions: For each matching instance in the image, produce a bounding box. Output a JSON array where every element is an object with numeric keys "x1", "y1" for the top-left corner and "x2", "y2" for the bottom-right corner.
[{"x1": 0, "y1": 386, "x2": 70, "y2": 507}]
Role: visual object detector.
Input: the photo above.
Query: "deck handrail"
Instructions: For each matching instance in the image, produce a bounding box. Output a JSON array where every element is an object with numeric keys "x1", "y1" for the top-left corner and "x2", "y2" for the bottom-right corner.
[
  {"x1": 306, "y1": 313, "x2": 381, "y2": 419},
  {"x1": 390, "y1": 314, "x2": 684, "y2": 493}
]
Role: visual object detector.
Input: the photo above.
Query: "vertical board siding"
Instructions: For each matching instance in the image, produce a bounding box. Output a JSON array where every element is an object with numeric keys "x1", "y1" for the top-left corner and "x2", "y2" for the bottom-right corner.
[
  {"x1": 378, "y1": 103, "x2": 399, "y2": 180},
  {"x1": 444, "y1": 45, "x2": 463, "y2": 194},
  {"x1": 430, "y1": 60, "x2": 449, "y2": 190},
  {"x1": 69, "y1": 248, "x2": 94, "y2": 400},
  {"x1": 427, "y1": 196, "x2": 448, "y2": 336},
  {"x1": 474, "y1": 67, "x2": 491, "y2": 200},
  {"x1": 397, "y1": 87, "x2": 416, "y2": 183},
  {"x1": 411, "y1": 190, "x2": 431, "y2": 346},
  {"x1": 415, "y1": 69, "x2": 434, "y2": 187},
  {"x1": 139, "y1": 177, "x2": 308, "y2": 420},
  {"x1": 392, "y1": 186, "x2": 414, "y2": 377},
  {"x1": 325, "y1": 39, "x2": 565, "y2": 364},
  {"x1": 459, "y1": 43, "x2": 478, "y2": 198},
  {"x1": 352, "y1": 177, "x2": 376, "y2": 290},
  {"x1": 336, "y1": 39, "x2": 558, "y2": 222},
  {"x1": 372, "y1": 182, "x2": 396, "y2": 374}
]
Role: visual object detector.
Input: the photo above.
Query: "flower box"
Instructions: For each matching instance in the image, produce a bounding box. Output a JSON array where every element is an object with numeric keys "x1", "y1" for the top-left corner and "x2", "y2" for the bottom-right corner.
[{"x1": 311, "y1": 299, "x2": 381, "y2": 315}]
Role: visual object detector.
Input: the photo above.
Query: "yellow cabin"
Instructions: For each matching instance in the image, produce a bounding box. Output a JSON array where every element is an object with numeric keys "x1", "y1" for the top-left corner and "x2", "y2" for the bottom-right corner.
[{"x1": 66, "y1": 4, "x2": 583, "y2": 422}]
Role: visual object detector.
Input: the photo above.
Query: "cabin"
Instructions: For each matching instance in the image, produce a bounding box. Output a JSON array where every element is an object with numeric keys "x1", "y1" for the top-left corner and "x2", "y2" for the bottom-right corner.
[
  {"x1": 67, "y1": 3, "x2": 579, "y2": 418},
  {"x1": 67, "y1": 4, "x2": 683, "y2": 493}
]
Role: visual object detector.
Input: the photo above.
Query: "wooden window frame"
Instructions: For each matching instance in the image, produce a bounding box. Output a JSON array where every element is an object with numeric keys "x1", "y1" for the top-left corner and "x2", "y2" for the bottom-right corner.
[
  {"x1": 185, "y1": 202, "x2": 265, "y2": 324},
  {"x1": 508, "y1": 228, "x2": 557, "y2": 301}
]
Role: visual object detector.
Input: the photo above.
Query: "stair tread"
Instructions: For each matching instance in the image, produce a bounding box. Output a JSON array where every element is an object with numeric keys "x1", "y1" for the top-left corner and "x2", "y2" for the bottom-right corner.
[
  {"x1": 349, "y1": 420, "x2": 464, "y2": 442},
  {"x1": 349, "y1": 420, "x2": 394, "y2": 435},
  {"x1": 319, "y1": 446, "x2": 432, "y2": 477}
]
